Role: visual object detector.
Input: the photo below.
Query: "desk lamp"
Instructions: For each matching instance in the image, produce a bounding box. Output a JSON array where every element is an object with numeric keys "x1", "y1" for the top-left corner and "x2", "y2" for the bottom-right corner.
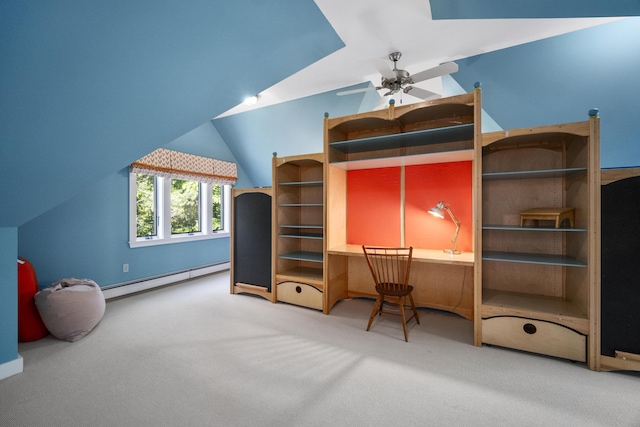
[{"x1": 429, "y1": 201, "x2": 461, "y2": 254}]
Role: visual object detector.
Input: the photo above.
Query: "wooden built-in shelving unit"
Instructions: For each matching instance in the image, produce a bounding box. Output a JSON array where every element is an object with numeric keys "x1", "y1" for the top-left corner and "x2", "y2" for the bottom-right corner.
[
  {"x1": 272, "y1": 153, "x2": 325, "y2": 311},
  {"x1": 231, "y1": 87, "x2": 609, "y2": 371},
  {"x1": 477, "y1": 114, "x2": 600, "y2": 370},
  {"x1": 324, "y1": 88, "x2": 482, "y2": 318}
]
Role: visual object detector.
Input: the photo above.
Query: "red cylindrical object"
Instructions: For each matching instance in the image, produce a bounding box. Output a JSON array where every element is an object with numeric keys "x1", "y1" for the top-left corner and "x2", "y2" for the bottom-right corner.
[{"x1": 18, "y1": 258, "x2": 48, "y2": 341}]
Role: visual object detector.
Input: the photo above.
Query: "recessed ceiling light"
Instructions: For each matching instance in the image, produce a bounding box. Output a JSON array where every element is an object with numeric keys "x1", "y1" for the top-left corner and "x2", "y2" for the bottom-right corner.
[{"x1": 243, "y1": 95, "x2": 258, "y2": 106}]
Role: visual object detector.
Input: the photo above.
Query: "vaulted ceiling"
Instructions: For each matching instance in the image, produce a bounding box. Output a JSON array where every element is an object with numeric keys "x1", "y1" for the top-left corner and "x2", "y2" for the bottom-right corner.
[
  {"x1": 1, "y1": 1, "x2": 639, "y2": 226},
  {"x1": 217, "y1": 0, "x2": 631, "y2": 117}
]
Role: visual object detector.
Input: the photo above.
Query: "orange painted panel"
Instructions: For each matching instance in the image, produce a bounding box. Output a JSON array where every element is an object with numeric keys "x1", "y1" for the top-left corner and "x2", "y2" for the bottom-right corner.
[
  {"x1": 347, "y1": 167, "x2": 401, "y2": 247},
  {"x1": 405, "y1": 162, "x2": 473, "y2": 252}
]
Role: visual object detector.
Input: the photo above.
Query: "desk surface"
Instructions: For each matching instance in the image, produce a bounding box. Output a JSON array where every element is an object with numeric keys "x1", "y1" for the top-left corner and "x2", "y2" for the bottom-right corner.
[{"x1": 327, "y1": 244, "x2": 475, "y2": 266}]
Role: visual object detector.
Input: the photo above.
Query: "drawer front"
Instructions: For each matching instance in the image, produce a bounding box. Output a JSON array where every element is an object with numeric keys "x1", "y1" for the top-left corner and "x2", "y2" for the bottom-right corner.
[
  {"x1": 483, "y1": 316, "x2": 586, "y2": 362},
  {"x1": 277, "y1": 281, "x2": 323, "y2": 310}
]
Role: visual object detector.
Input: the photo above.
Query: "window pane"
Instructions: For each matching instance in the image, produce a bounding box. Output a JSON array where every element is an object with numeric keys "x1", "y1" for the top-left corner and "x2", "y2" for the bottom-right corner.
[
  {"x1": 212, "y1": 184, "x2": 223, "y2": 231},
  {"x1": 136, "y1": 174, "x2": 156, "y2": 237},
  {"x1": 171, "y1": 179, "x2": 200, "y2": 234}
]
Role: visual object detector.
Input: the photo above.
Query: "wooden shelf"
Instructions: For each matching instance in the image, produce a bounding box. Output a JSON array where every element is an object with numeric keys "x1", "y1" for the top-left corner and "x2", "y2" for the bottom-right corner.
[
  {"x1": 483, "y1": 251, "x2": 586, "y2": 267},
  {"x1": 278, "y1": 250, "x2": 323, "y2": 263},
  {"x1": 329, "y1": 150, "x2": 474, "y2": 171},
  {"x1": 276, "y1": 267, "x2": 324, "y2": 286},
  {"x1": 327, "y1": 96, "x2": 478, "y2": 166},
  {"x1": 482, "y1": 167, "x2": 587, "y2": 180},
  {"x1": 279, "y1": 180, "x2": 323, "y2": 186},
  {"x1": 330, "y1": 123, "x2": 474, "y2": 155},
  {"x1": 482, "y1": 289, "x2": 588, "y2": 333},
  {"x1": 279, "y1": 233, "x2": 323, "y2": 239},
  {"x1": 483, "y1": 225, "x2": 586, "y2": 232}
]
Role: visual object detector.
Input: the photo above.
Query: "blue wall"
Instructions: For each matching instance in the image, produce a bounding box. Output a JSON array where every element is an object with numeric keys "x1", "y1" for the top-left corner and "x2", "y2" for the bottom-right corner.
[
  {"x1": 430, "y1": 0, "x2": 640, "y2": 19},
  {"x1": 0, "y1": 229, "x2": 17, "y2": 366},
  {"x1": 451, "y1": 18, "x2": 640, "y2": 168},
  {"x1": 18, "y1": 121, "x2": 252, "y2": 289},
  {"x1": 0, "y1": 0, "x2": 342, "y2": 227},
  {"x1": 213, "y1": 87, "x2": 377, "y2": 186}
]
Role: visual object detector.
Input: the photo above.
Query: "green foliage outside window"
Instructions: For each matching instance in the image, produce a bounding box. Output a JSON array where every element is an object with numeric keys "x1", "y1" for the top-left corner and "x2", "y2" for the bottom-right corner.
[
  {"x1": 171, "y1": 179, "x2": 200, "y2": 234},
  {"x1": 212, "y1": 184, "x2": 222, "y2": 231},
  {"x1": 136, "y1": 174, "x2": 156, "y2": 237},
  {"x1": 136, "y1": 174, "x2": 224, "y2": 238}
]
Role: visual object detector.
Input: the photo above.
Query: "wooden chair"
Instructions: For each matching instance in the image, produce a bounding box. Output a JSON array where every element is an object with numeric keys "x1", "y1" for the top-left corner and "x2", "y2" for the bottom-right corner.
[{"x1": 362, "y1": 246, "x2": 420, "y2": 341}]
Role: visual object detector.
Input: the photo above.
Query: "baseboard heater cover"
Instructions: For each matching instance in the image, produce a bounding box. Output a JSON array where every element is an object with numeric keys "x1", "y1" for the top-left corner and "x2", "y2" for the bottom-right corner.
[{"x1": 102, "y1": 262, "x2": 229, "y2": 300}]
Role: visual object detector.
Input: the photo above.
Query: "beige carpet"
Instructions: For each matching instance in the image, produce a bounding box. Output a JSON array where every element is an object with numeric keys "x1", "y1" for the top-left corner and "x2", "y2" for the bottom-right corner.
[{"x1": 1, "y1": 271, "x2": 639, "y2": 426}]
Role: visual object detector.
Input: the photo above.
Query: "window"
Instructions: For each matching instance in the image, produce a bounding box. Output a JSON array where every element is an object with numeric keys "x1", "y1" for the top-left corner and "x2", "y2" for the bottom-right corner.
[
  {"x1": 136, "y1": 174, "x2": 157, "y2": 238},
  {"x1": 212, "y1": 184, "x2": 223, "y2": 231},
  {"x1": 170, "y1": 179, "x2": 201, "y2": 234},
  {"x1": 129, "y1": 173, "x2": 231, "y2": 248},
  {"x1": 129, "y1": 148, "x2": 236, "y2": 247}
]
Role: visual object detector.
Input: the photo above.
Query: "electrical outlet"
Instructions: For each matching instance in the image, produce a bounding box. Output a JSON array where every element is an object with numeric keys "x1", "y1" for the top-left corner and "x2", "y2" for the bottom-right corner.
[{"x1": 122, "y1": 263, "x2": 129, "y2": 273}]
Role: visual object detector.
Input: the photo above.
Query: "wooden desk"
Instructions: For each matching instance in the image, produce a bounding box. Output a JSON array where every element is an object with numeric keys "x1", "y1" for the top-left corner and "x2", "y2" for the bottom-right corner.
[{"x1": 326, "y1": 244, "x2": 475, "y2": 319}]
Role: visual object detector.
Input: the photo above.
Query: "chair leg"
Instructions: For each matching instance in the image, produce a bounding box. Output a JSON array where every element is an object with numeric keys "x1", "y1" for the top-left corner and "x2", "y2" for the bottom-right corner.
[
  {"x1": 399, "y1": 296, "x2": 408, "y2": 342},
  {"x1": 367, "y1": 295, "x2": 382, "y2": 331},
  {"x1": 409, "y1": 293, "x2": 420, "y2": 325}
]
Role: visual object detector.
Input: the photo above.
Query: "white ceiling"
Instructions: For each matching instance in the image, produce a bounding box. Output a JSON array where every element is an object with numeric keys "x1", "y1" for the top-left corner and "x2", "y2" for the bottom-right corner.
[{"x1": 217, "y1": 0, "x2": 618, "y2": 118}]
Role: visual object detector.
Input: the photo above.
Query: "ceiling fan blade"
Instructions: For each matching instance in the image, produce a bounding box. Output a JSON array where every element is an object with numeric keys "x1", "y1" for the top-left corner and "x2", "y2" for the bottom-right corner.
[
  {"x1": 372, "y1": 59, "x2": 396, "y2": 80},
  {"x1": 407, "y1": 87, "x2": 441, "y2": 100},
  {"x1": 337, "y1": 87, "x2": 378, "y2": 96},
  {"x1": 411, "y1": 62, "x2": 458, "y2": 83}
]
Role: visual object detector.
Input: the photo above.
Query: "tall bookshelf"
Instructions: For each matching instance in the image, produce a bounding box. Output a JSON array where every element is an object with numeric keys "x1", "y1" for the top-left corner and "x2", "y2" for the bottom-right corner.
[
  {"x1": 272, "y1": 153, "x2": 325, "y2": 311},
  {"x1": 477, "y1": 112, "x2": 601, "y2": 370}
]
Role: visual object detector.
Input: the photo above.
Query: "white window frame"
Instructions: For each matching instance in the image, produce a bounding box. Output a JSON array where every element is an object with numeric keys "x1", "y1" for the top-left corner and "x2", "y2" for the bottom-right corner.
[{"x1": 129, "y1": 172, "x2": 231, "y2": 248}]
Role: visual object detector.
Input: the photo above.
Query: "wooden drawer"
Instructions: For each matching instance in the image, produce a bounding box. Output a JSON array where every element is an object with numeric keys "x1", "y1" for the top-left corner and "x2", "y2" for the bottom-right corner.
[
  {"x1": 277, "y1": 281, "x2": 323, "y2": 311},
  {"x1": 483, "y1": 316, "x2": 586, "y2": 362}
]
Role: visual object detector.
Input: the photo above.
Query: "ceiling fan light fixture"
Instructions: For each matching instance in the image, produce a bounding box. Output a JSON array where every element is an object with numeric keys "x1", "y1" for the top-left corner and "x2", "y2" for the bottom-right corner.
[{"x1": 389, "y1": 51, "x2": 402, "y2": 63}]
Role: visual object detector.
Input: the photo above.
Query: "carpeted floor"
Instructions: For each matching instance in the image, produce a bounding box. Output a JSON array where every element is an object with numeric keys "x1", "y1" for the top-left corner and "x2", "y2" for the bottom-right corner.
[{"x1": 1, "y1": 271, "x2": 639, "y2": 426}]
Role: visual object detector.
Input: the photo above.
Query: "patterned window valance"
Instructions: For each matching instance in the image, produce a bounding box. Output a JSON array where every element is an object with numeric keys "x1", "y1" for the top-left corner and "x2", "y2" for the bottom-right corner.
[{"x1": 130, "y1": 148, "x2": 237, "y2": 186}]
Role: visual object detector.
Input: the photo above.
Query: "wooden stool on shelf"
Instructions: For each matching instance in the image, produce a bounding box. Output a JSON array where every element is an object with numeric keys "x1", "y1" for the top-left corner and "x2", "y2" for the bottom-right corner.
[{"x1": 519, "y1": 207, "x2": 575, "y2": 228}]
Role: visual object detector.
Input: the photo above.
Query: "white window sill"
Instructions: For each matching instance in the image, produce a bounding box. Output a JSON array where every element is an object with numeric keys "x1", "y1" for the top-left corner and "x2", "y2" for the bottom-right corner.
[{"x1": 129, "y1": 231, "x2": 230, "y2": 248}]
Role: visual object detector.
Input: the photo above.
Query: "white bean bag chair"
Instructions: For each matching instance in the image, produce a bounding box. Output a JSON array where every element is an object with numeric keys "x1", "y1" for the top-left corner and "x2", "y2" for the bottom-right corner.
[{"x1": 35, "y1": 278, "x2": 106, "y2": 342}]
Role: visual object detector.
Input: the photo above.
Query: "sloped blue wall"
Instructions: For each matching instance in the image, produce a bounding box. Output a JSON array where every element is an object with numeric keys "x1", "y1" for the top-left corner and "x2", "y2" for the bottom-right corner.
[
  {"x1": 0, "y1": 0, "x2": 342, "y2": 227},
  {"x1": 213, "y1": 87, "x2": 377, "y2": 186},
  {"x1": 430, "y1": 0, "x2": 640, "y2": 19},
  {"x1": 451, "y1": 18, "x2": 640, "y2": 168},
  {"x1": 18, "y1": 121, "x2": 252, "y2": 289}
]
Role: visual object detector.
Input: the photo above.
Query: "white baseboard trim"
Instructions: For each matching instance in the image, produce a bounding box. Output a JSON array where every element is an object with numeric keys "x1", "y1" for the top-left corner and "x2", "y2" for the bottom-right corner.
[
  {"x1": 102, "y1": 262, "x2": 230, "y2": 300},
  {"x1": 0, "y1": 355, "x2": 23, "y2": 381}
]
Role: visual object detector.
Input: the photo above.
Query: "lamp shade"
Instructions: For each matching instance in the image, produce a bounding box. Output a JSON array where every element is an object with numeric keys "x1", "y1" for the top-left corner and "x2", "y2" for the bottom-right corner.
[{"x1": 428, "y1": 201, "x2": 461, "y2": 254}]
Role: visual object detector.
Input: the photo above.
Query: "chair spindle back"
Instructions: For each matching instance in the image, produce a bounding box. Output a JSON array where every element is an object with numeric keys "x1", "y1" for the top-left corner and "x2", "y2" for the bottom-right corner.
[{"x1": 362, "y1": 246, "x2": 413, "y2": 292}]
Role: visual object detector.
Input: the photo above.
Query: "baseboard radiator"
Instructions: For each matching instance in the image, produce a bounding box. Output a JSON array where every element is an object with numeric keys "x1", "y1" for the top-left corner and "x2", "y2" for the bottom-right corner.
[{"x1": 102, "y1": 262, "x2": 229, "y2": 300}]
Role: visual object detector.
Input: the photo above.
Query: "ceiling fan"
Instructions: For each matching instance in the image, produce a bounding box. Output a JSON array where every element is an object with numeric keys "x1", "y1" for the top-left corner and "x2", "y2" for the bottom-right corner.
[{"x1": 338, "y1": 52, "x2": 458, "y2": 101}]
